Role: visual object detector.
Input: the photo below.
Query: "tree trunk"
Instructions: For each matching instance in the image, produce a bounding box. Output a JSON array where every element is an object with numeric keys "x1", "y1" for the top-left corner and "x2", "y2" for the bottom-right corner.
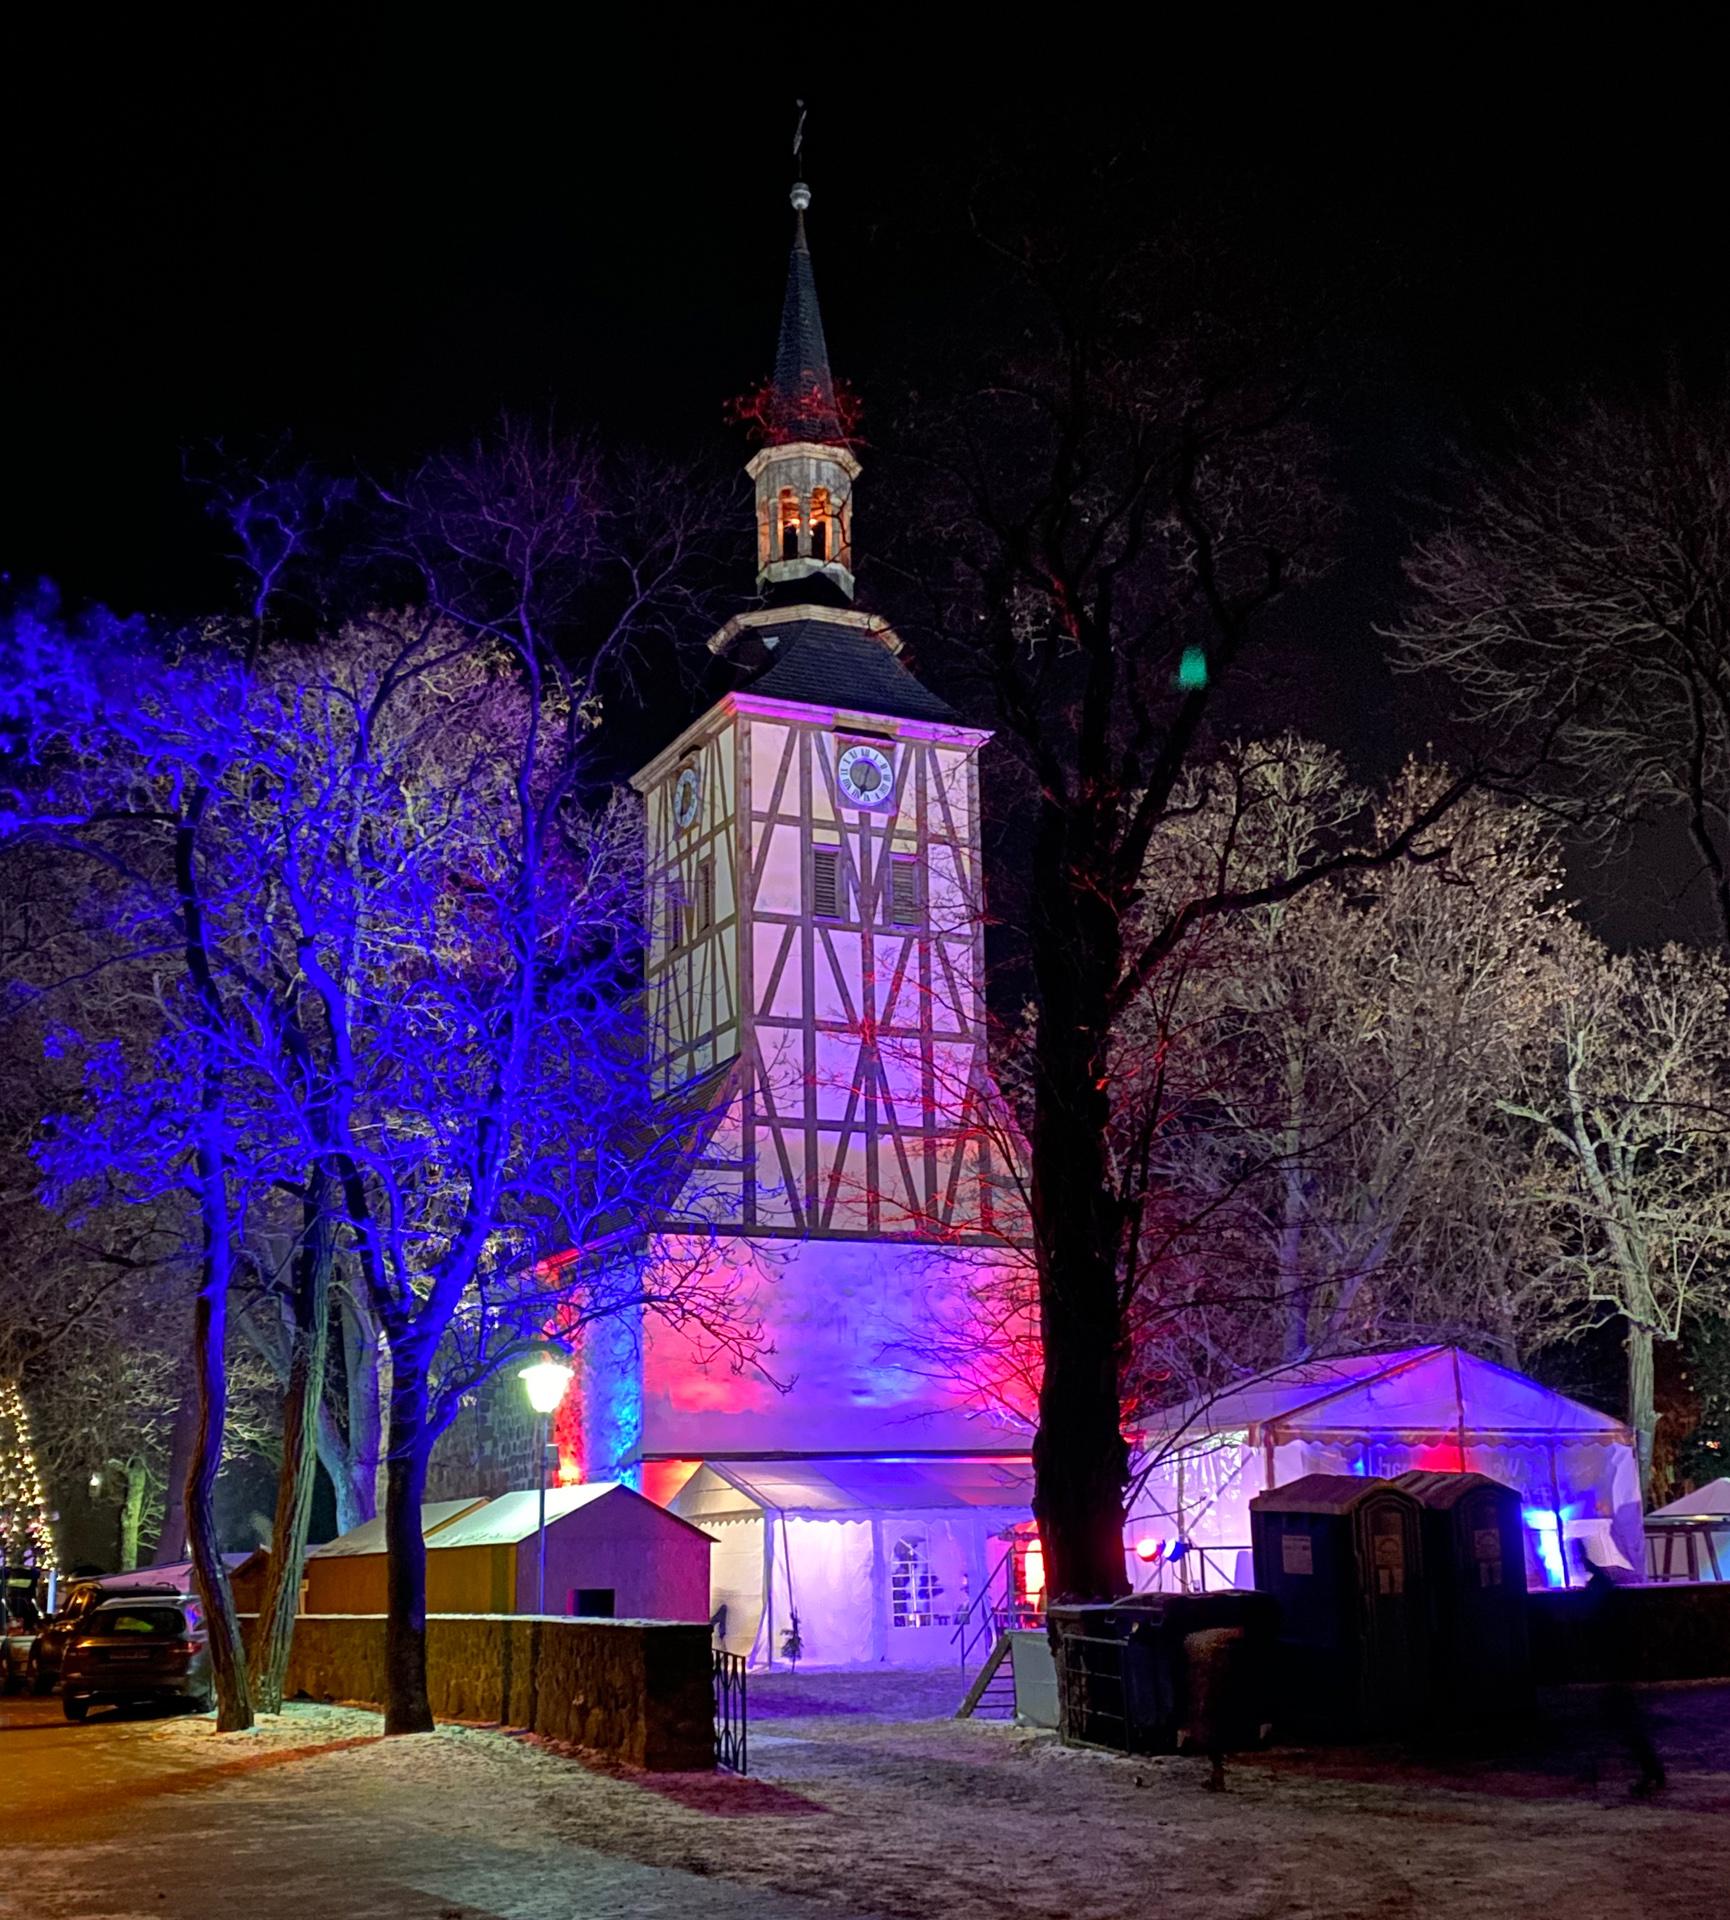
[
  {"x1": 186, "y1": 1142, "x2": 253, "y2": 1732},
  {"x1": 115, "y1": 1459, "x2": 146, "y2": 1571},
  {"x1": 151, "y1": 1369, "x2": 198, "y2": 1565},
  {"x1": 249, "y1": 1177, "x2": 333, "y2": 1713},
  {"x1": 1628, "y1": 1318, "x2": 1657, "y2": 1503},
  {"x1": 1028, "y1": 816, "x2": 1130, "y2": 1602},
  {"x1": 382, "y1": 1342, "x2": 434, "y2": 1734},
  {"x1": 344, "y1": 1284, "x2": 383, "y2": 1529}
]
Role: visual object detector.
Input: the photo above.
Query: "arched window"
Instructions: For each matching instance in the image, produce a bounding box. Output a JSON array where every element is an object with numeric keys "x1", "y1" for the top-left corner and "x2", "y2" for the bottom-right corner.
[
  {"x1": 779, "y1": 488, "x2": 800, "y2": 561},
  {"x1": 891, "y1": 1534, "x2": 946, "y2": 1627},
  {"x1": 809, "y1": 486, "x2": 831, "y2": 561}
]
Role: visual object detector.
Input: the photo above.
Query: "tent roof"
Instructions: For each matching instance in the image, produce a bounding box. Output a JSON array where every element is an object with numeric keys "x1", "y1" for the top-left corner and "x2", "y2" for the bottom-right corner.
[
  {"x1": 1650, "y1": 1476, "x2": 1730, "y2": 1520},
  {"x1": 1139, "y1": 1346, "x2": 1631, "y2": 1447},
  {"x1": 307, "y1": 1500, "x2": 487, "y2": 1560},
  {"x1": 671, "y1": 1456, "x2": 1034, "y2": 1522}
]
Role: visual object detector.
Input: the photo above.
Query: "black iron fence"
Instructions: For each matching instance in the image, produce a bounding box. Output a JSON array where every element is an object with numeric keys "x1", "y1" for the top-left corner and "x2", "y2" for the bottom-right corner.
[
  {"x1": 1053, "y1": 1631, "x2": 1130, "y2": 1750},
  {"x1": 713, "y1": 1647, "x2": 748, "y2": 1774}
]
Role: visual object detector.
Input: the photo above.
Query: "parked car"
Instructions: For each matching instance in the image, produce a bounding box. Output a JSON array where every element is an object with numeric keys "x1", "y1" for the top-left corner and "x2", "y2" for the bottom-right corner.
[
  {"x1": 26, "y1": 1580, "x2": 179, "y2": 1693},
  {"x1": 2, "y1": 1575, "x2": 47, "y2": 1693},
  {"x1": 60, "y1": 1596, "x2": 212, "y2": 1720}
]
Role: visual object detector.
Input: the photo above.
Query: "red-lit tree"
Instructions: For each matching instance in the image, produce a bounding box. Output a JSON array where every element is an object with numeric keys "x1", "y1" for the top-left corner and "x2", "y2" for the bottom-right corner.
[{"x1": 884, "y1": 205, "x2": 1471, "y2": 1599}]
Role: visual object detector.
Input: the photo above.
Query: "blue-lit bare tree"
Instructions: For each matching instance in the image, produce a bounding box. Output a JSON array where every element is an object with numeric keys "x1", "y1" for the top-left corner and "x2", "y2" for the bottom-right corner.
[{"x1": 1, "y1": 604, "x2": 754, "y2": 1732}]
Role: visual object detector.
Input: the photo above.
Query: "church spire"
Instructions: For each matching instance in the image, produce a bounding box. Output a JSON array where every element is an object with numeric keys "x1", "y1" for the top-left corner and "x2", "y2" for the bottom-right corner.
[
  {"x1": 745, "y1": 157, "x2": 861, "y2": 604},
  {"x1": 769, "y1": 181, "x2": 844, "y2": 445}
]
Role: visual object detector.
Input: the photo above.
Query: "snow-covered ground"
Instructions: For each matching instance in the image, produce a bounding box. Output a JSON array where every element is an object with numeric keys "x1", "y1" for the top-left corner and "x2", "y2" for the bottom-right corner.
[{"x1": 4, "y1": 1677, "x2": 1728, "y2": 1918}]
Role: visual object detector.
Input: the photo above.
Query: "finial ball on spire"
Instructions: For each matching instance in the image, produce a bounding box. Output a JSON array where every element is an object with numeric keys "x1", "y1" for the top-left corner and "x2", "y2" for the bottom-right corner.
[{"x1": 790, "y1": 180, "x2": 812, "y2": 213}]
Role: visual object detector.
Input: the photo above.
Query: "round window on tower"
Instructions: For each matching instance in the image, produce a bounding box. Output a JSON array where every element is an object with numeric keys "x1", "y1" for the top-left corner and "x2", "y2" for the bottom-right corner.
[
  {"x1": 836, "y1": 742, "x2": 894, "y2": 809},
  {"x1": 673, "y1": 765, "x2": 701, "y2": 830}
]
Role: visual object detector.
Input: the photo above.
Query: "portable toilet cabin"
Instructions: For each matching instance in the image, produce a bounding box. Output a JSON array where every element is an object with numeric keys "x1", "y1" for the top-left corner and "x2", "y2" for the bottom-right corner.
[
  {"x1": 1250, "y1": 1473, "x2": 1428, "y2": 1739},
  {"x1": 303, "y1": 1486, "x2": 713, "y2": 1619},
  {"x1": 1391, "y1": 1470, "x2": 1531, "y2": 1723}
]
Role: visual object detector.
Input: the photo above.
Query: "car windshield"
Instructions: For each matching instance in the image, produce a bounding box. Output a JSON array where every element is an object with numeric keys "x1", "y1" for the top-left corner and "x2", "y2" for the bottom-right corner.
[{"x1": 84, "y1": 1607, "x2": 184, "y2": 1638}]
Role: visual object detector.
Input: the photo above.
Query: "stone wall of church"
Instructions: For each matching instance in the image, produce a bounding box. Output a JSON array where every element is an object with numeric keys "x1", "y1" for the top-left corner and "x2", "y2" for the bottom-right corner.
[{"x1": 426, "y1": 1372, "x2": 540, "y2": 1501}]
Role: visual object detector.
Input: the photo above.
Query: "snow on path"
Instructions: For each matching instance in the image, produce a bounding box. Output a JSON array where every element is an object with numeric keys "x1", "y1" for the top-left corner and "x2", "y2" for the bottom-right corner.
[{"x1": 4, "y1": 1688, "x2": 1730, "y2": 1918}]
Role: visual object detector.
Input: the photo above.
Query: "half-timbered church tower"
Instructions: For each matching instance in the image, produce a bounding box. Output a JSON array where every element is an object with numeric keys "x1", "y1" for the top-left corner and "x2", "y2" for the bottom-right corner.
[{"x1": 584, "y1": 179, "x2": 1035, "y2": 1668}]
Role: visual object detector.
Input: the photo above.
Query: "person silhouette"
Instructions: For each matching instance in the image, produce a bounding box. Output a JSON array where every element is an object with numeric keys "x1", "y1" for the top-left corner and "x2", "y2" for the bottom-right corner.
[{"x1": 1574, "y1": 1541, "x2": 1664, "y2": 1796}]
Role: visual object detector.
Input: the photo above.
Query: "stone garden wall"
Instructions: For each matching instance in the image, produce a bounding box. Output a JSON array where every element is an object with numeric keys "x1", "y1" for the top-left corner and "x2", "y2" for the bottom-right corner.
[{"x1": 258, "y1": 1614, "x2": 714, "y2": 1771}]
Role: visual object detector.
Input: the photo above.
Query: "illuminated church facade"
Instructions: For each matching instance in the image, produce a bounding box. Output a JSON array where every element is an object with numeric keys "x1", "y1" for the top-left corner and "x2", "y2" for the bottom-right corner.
[{"x1": 579, "y1": 181, "x2": 1037, "y2": 1667}]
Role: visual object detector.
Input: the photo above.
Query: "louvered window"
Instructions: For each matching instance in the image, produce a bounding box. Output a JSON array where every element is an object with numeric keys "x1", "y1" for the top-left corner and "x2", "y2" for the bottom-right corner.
[
  {"x1": 812, "y1": 846, "x2": 841, "y2": 919},
  {"x1": 888, "y1": 854, "x2": 921, "y2": 926},
  {"x1": 695, "y1": 858, "x2": 716, "y2": 936},
  {"x1": 667, "y1": 880, "x2": 685, "y2": 950}
]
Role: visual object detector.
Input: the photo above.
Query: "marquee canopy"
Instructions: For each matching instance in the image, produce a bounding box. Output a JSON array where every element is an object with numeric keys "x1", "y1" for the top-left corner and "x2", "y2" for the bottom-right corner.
[
  {"x1": 1141, "y1": 1345, "x2": 1633, "y2": 1452},
  {"x1": 1128, "y1": 1346, "x2": 1640, "y2": 1591}
]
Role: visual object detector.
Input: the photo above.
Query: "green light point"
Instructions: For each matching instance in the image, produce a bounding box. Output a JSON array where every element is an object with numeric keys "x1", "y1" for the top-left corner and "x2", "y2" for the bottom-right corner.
[{"x1": 1176, "y1": 647, "x2": 1209, "y2": 691}]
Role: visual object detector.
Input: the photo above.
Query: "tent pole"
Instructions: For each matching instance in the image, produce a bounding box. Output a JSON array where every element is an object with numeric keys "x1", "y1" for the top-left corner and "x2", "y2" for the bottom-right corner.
[
  {"x1": 1451, "y1": 1347, "x2": 1468, "y2": 1472},
  {"x1": 1548, "y1": 1444, "x2": 1566, "y2": 1588}
]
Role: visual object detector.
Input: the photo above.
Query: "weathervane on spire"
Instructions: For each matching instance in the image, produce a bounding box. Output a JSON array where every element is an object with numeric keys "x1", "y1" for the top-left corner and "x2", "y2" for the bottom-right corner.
[{"x1": 791, "y1": 99, "x2": 811, "y2": 213}]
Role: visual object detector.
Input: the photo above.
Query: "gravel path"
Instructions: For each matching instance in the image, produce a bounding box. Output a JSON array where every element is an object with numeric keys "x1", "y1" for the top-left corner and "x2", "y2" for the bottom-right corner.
[{"x1": 3, "y1": 1673, "x2": 1727, "y2": 1918}]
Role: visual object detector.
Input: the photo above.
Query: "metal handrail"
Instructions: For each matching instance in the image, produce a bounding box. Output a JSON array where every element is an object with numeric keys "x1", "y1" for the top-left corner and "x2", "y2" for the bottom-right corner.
[{"x1": 712, "y1": 1648, "x2": 748, "y2": 1774}]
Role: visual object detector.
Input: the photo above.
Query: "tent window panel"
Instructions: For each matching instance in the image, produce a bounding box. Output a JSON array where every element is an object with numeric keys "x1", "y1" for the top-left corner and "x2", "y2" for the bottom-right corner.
[
  {"x1": 890, "y1": 1534, "x2": 947, "y2": 1627},
  {"x1": 812, "y1": 846, "x2": 842, "y2": 920}
]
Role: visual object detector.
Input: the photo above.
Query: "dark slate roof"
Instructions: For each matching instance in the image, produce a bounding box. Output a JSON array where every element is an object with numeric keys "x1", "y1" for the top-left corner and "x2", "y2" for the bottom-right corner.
[
  {"x1": 732, "y1": 617, "x2": 959, "y2": 725},
  {"x1": 770, "y1": 214, "x2": 844, "y2": 443}
]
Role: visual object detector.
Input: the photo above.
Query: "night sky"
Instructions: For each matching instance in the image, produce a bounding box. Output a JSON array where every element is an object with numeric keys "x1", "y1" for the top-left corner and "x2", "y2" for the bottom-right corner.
[{"x1": 7, "y1": 28, "x2": 1727, "y2": 938}]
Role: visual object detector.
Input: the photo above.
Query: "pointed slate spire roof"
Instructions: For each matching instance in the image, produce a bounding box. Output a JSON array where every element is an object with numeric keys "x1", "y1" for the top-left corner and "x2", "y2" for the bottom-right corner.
[{"x1": 769, "y1": 184, "x2": 844, "y2": 444}]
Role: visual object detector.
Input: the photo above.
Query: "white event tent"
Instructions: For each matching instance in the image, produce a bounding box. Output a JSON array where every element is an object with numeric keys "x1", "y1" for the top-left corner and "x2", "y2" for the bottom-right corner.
[
  {"x1": 1646, "y1": 1476, "x2": 1730, "y2": 1583},
  {"x1": 1126, "y1": 1345, "x2": 1641, "y2": 1592},
  {"x1": 670, "y1": 1457, "x2": 1033, "y2": 1669}
]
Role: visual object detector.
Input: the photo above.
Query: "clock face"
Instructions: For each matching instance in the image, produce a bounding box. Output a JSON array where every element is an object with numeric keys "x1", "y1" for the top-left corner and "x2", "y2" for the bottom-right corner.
[
  {"x1": 672, "y1": 765, "x2": 701, "y2": 830},
  {"x1": 836, "y1": 742, "x2": 895, "y2": 809}
]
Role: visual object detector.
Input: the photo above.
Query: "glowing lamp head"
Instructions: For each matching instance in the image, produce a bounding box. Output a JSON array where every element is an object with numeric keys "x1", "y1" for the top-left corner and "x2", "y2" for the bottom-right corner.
[
  {"x1": 519, "y1": 1357, "x2": 574, "y2": 1416},
  {"x1": 1022, "y1": 1538, "x2": 1046, "y2": 1601},
  {"x1": 1134, "y1": 1536, "x2": 1164, "y2": 1564}
]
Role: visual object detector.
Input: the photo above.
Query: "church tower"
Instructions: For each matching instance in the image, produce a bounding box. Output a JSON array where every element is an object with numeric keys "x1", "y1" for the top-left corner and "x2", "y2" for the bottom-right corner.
[
  {"x1": 632, "y1": 180, "x2": 1010, "y2": 1248},
  {"x1": 587, "y1": 175, "x2": 1034, "y2": 1667}
]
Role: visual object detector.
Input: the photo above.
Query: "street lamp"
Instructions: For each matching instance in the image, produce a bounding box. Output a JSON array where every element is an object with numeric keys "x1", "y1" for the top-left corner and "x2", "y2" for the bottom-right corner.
[{"x1": 519, "y1": 1356, "x2": 573, "y2": 1615}]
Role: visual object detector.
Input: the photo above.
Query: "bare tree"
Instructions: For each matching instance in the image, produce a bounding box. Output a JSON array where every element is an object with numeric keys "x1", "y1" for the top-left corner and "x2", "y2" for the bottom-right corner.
[
  {"x1": 1502, "y1": 937, "x2": 1730, "y2": 1495},
  {"x1": 1395, "y1": 381, "x2": 1730, "y2": 942},
  {"x1": 885, "y1": 210, "x2": 1470, "y2": 1595},
  {"x1": 1130, "y1": 744, "x2": 1570, "y2": 1383}
]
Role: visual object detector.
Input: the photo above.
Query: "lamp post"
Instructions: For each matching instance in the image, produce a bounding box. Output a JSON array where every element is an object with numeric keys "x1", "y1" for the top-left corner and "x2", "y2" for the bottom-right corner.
[{"x1": 519, "y1": 1357, "x2": 574, "y2": 1615}]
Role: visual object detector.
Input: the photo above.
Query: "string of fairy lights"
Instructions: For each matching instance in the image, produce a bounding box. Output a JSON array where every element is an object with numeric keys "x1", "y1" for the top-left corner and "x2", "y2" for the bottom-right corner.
[{"x1": 0, "y1": 1379, "x2": 57, "y2": 1570}]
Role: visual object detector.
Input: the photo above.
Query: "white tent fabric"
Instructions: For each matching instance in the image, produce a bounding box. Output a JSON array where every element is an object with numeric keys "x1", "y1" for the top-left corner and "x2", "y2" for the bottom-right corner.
[
  {"x1": 1650, "y1": 1476, "x2": 1730, "y2": 1519},
  {"x1": 670, "y1": 1457, "x2": 1032, "y2": 1669},
  {"x1": 1646, "y1": 1476, "x2": 1730, "y2": 1583},
  {"x1": 1127, "y1": 1346, "x2": 1642, "y2": 1591}
]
